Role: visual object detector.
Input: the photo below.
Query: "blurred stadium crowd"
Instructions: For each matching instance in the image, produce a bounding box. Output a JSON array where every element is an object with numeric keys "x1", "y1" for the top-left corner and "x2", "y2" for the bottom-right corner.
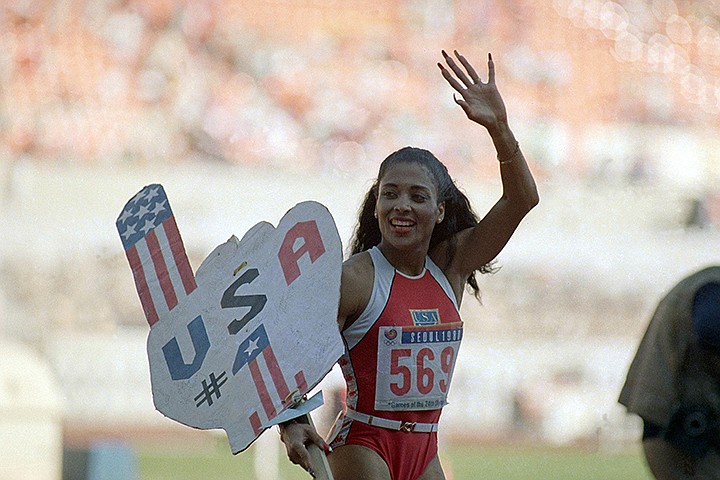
[{"x1": 3, "y1": 0, "x2": 720, "y2": 182}]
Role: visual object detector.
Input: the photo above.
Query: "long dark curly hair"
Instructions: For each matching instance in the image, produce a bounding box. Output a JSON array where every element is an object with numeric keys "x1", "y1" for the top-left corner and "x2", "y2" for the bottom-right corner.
[{"x1": 349, "y1": 146, "x2": 496, "y2": 300}]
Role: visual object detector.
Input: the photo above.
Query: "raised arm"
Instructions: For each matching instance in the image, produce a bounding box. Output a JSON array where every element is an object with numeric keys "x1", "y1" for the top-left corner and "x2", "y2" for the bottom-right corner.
[{"x1": 437, "y1": 50, "x2": 539, "y2": 278}]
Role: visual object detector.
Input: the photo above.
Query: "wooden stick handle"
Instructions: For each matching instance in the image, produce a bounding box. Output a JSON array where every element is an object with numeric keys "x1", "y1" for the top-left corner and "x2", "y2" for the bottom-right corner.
[{"x1": 296, "y1": 413, "x2": 333, "y2": 480}]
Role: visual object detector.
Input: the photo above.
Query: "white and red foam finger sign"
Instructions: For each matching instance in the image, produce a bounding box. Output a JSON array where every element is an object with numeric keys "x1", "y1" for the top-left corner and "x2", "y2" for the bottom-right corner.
[{"x1": 116, "y1": 184, "x2": 344, "y2": 453}]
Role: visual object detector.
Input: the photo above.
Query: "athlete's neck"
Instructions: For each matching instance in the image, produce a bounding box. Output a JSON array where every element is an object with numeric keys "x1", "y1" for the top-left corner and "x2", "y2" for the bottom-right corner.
[{"x1": 377, "y1": 242, "x2": 426, "y2": 277}]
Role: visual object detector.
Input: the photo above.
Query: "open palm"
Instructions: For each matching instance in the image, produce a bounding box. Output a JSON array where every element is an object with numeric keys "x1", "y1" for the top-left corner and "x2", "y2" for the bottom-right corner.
[{"x1": 438, "y1": 50, "x2": 508, "y2": 130}]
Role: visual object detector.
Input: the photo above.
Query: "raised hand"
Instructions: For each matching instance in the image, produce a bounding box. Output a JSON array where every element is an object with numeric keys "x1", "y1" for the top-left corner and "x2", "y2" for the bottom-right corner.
[{"x1": 438, "y1": 50, "x2": 508, "y2": 131}]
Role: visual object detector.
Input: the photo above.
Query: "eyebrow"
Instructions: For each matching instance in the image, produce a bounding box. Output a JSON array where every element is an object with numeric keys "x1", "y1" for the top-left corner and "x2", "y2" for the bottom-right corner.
[{"x1": 381, "y1": 182, "x2": 433, "y2": 193}]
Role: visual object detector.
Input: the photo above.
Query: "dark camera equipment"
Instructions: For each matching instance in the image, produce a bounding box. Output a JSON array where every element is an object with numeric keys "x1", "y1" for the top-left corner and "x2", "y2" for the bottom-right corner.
[{"x1": 665, "y1": 402, "x2": 719, "y2": 457}]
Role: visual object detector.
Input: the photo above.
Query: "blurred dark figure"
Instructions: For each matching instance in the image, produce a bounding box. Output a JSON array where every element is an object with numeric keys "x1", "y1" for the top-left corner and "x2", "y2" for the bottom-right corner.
[
  {"x1": 620, "y1": 266, "x2": 720, "y2": 479},
  {"x1": 686, "y1": 196, "x2": 711, "y2": 230}
]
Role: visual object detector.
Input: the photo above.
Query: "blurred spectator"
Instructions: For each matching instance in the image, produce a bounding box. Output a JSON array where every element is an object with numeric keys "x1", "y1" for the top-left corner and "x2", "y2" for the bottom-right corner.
[
  {"x1": 0, "y1": 0, "x2": 521, "y2": 177},
  {"x1": 619, "y1": 266, "x2": 720, "y2": 479},
  {"x1": 2, "y1": 0, "x2": 720, "y2": 187},
  {"x1": 685, "y1": 196, "x2": 711, "y2": 230}
]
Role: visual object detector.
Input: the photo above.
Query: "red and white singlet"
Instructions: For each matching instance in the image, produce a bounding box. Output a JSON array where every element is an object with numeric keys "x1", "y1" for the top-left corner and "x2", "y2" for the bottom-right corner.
[{"x1": 328, "y1": 246, "x2": 463, "y2": 479}]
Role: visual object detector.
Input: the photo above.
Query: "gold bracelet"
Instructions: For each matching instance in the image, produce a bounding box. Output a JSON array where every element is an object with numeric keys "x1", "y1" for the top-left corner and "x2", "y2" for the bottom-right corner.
[{"x1": 498, "y1": 142, "x2": 520, "y2": 165}]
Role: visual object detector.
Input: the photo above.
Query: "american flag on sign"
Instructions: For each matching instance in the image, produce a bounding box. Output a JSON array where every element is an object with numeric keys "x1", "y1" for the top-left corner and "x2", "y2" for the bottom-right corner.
[
  {"x1": 116, "y1": 184, "x2": 197, "y2": 326},
  {"x1": 233, "y1": 324, "x2": 308, "y2": 435}
]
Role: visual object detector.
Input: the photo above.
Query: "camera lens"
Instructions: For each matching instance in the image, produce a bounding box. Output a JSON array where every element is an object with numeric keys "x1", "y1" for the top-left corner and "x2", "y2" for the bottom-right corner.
[{"x1": 683, "y1": 411, "x2": 708, "y2": 437}]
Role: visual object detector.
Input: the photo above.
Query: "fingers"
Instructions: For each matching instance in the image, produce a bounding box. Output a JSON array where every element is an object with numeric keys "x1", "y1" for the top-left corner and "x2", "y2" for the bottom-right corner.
[
  {"x1": 441, "y1": 50, "x2": 474, "y2": 88},
  {"x1": 307, "y1": 426, "x2": 332, "y2": 454},
  {"x1": 280, "y1": 423, "x2": 331, "y2": 476},
  {"x1": 287, "y1": 441, "x2": 313, "y2": 472},
  {"x1": 453, "y1": 94, "x2": 471, "y2": 116},
  {"x1": 488, "y1": 52, "x2": 495, "y2": 84},
  {"x1": 437, "y1": 62, "x2": 465, "y2": 94},
  {"x1": 280, "y1": 423, "x2": 312, "y2": 469},
  {"x1": 454, "y1": 50, "x2": 481, "y2": 84},
  {"x1": 438, "y1": 50, "x2": 496, "y2": 87}
]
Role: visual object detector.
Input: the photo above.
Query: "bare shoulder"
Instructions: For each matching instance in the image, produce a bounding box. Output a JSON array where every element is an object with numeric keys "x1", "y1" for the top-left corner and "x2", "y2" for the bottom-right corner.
[
  {"x1": 343, "y1": 250, "x2": 373, "y2": 272},
  {"x1": 338, "y1": 251, "x2": 374, "y2": 330}
]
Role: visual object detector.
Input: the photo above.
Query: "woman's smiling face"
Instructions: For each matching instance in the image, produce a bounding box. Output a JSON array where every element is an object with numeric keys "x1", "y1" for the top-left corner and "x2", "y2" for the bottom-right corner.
[{"x1": 375, "y1": 161, "x2": 445, "y2": 254}]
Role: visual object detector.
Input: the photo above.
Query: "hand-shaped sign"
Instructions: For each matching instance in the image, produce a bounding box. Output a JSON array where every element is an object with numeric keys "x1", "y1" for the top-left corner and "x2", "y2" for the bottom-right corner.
[{"x1": 116, "y1": 184, "x2": 343, "y2": 453}]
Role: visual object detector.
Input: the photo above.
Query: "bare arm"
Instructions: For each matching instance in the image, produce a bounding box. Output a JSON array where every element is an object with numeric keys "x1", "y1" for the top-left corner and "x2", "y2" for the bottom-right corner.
[
  {"x1": 279, "y1": 254, "x2": 372, "y2": 475},
  {"x1": 437, "y1": 51, "x2": 539, "y2": 278}
]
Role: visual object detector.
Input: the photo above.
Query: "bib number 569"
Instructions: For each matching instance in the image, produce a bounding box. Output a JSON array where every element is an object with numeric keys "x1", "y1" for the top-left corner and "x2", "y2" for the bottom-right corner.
[{"x1": 389, "y1": 346, "x2": 455, "y2": 396}]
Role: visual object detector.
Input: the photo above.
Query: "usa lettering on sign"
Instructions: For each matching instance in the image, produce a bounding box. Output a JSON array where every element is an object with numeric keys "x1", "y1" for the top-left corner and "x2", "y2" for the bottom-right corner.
[{"x1": 116, "y1": 184, "x2": 344, "y2": 453}]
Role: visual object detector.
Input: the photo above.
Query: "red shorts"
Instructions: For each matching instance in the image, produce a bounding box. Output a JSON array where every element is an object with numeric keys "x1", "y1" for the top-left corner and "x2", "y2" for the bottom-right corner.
[{"x1": 329, "y1": 417, "x2": 438, "y2": 480}]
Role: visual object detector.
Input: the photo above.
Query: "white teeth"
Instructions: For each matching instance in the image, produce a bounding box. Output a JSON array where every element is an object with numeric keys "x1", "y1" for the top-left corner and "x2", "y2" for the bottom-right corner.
[{"x1": 391, "y1": 220, "x2": 413, "y2": 227}]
